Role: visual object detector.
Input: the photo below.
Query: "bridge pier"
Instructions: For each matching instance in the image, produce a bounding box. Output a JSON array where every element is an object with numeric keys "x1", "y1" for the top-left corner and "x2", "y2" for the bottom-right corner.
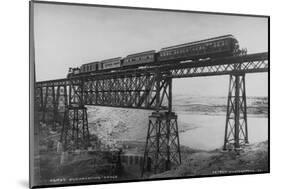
[
  {"x1": 142, "y1": 111, "x2": 181, "y2": 176},
  {"x1": 223, "y1": 74, "x2": 249, "y2": 151},
  {"x1": 60, "y1": 105, "x2": 90, "y2": 151}
]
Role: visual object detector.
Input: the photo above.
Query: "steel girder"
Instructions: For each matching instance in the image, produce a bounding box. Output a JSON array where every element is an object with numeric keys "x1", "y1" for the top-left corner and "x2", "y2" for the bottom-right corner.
[
  {"x1": 168, "y1": 53, "x2": 268, "y2": 78},
  {"x1": 82, "y1": 72, "x2": 172, "y2": 110}
]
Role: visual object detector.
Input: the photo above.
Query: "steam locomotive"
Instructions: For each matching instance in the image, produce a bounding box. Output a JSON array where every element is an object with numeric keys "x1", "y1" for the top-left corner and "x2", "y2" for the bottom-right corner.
[{"x1": 68, "y1": 35, "x2": 241, "y2": 77}]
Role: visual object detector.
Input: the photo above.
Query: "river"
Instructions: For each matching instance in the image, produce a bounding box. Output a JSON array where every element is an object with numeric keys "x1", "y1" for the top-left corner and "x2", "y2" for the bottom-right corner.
[{"x1": 177, "y1": 112, "x2": 268, "y2": 150}]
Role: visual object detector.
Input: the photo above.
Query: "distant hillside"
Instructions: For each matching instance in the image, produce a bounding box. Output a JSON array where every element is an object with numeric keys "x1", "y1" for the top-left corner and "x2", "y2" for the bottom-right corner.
[{"x1": 173, "y1": 95, "x2": 268, "y2": 116}]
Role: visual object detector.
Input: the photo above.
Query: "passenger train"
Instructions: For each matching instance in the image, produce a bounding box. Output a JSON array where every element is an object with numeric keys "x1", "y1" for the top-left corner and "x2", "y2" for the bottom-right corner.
[{"x1": 68, "y1": 35, "x2": 241, "y2": 77}]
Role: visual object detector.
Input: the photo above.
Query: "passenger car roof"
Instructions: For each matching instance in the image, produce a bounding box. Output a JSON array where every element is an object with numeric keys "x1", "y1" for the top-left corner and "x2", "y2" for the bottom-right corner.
[{"x1": 160, "y1": 34, "x2": 235, "y2": 51}]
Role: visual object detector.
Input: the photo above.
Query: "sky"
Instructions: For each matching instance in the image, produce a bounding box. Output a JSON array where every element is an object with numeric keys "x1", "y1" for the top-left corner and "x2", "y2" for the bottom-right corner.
[{"x1": 33, "y1": 2, "x2": 268, "y2": 97}]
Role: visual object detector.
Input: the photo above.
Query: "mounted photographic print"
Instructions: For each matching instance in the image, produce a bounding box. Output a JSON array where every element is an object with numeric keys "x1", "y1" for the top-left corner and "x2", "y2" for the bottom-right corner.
[{"x1": 29, "y1": 1, "x2": 269, "y2": 188}]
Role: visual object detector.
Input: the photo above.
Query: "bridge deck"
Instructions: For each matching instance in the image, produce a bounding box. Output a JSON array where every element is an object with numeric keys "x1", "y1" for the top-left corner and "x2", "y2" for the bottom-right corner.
[{"x1": 36, "y1": 52, "x2": 268, "y2": 87}]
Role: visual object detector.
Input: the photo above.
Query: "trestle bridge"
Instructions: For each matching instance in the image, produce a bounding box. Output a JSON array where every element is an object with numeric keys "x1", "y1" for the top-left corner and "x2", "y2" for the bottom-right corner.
[{"x1": 34, "y1": 52, "x2": 268, "y2": 175}]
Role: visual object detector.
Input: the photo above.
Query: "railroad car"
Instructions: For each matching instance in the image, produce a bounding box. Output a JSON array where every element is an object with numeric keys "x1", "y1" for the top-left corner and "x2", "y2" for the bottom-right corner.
[
  {"x1": 67, "y1": 34, "x2": 240, "y2": 77},
  {"x1": 101, "y1": 57, "x2": 122, "y2": 70},
  {"x1": 123, "y1": 50, "x2": 156, "y2": 66},
  {"x1": 158, "y1": 34, "x2": 239, "y2": 61},
  {"x1": 80, "y1": 61, "x2": 102, "y2": 73}
]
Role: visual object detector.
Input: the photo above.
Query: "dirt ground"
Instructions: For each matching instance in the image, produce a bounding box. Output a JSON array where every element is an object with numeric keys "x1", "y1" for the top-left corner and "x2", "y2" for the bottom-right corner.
[{"x1": 151, "y1": 140, "x2": 268, "y2": 178}]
